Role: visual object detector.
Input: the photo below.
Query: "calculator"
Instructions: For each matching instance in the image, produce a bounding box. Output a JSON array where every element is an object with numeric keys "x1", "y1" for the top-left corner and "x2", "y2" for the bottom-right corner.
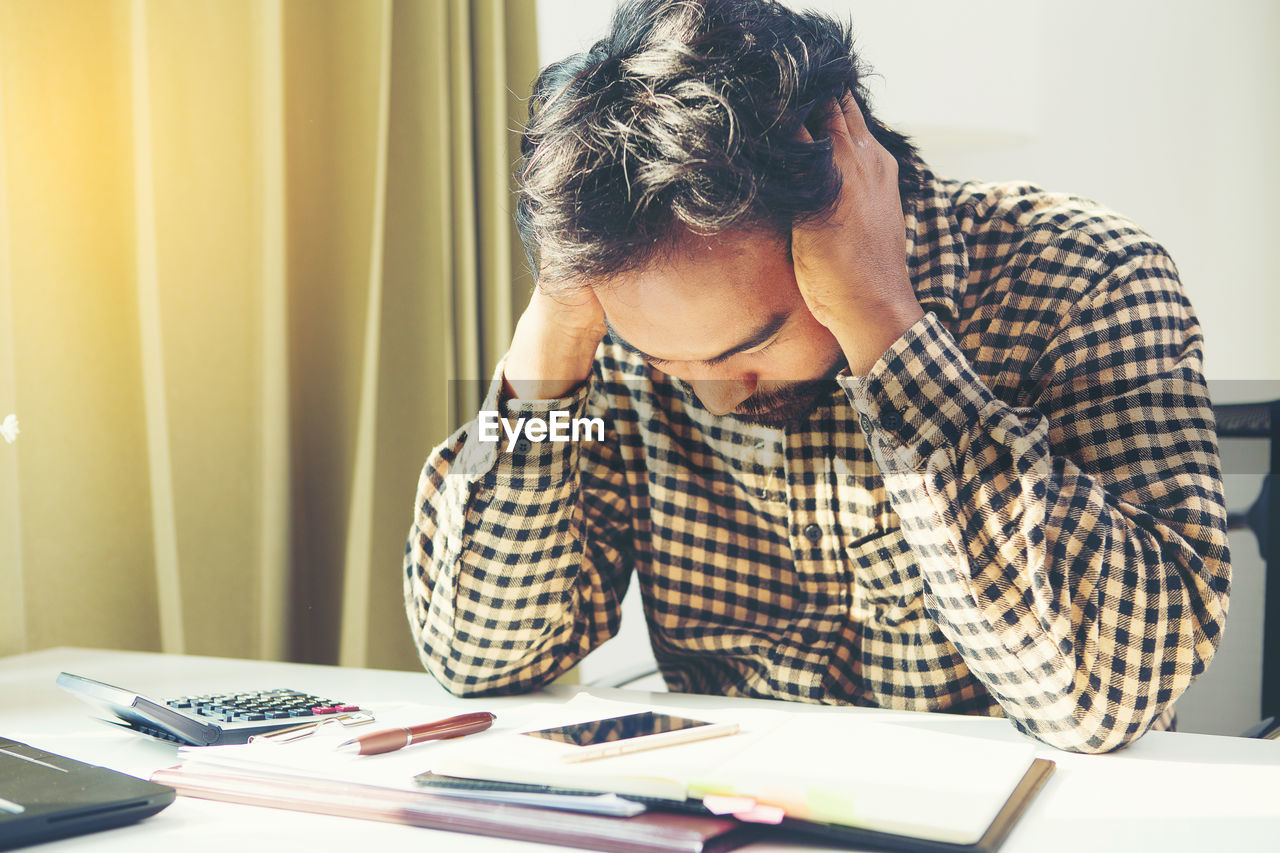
[{"x1": 55, "y1": 672, "x2": 364, "y2": 746}]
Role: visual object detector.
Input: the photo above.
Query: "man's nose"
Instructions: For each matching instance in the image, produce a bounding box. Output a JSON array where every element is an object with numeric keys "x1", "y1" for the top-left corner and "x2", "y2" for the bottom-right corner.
[{"x1": 687, "y1": 373, "x2": 757, "y2": 415}]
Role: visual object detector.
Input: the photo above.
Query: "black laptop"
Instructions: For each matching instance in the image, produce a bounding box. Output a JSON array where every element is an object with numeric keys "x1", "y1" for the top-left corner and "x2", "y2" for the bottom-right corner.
[{"x1": 0, "y1": 737, "x2": 174, "y2": 850}]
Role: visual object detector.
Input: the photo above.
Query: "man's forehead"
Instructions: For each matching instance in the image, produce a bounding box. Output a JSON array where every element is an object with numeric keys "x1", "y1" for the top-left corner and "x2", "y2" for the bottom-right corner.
[{"x1": 596, "y1": 235, "x2": 801, "y2": 364}]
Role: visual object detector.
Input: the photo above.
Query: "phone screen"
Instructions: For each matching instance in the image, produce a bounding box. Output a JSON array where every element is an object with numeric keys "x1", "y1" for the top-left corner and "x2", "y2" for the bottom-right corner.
[{"x1": 522, "y1": 711, "x2": 713, "y2": 747}]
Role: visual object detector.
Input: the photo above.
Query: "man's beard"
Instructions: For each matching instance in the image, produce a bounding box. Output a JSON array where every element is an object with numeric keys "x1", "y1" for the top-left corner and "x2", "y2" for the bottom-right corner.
[
  {"x1": 731, "y1": 377, "x2": 841, "y2": 427},
  {"x1": 679, "y1": 354, "x2": 845, "y2": 428}
]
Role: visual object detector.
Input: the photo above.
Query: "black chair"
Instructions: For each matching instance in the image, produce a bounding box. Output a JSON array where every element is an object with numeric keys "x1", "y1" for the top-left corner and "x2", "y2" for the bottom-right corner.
[{"x1": 1216, "y1": 400, "x2": 1279, "y2": 737}]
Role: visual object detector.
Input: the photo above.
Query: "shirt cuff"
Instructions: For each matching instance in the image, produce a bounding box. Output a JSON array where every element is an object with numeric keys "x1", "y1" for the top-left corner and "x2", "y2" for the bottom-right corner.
[
  {"x1": 838, "y1": 312, "x2": 1000, "y2": 472},
  {"x1": 454, "y1": 356, "x2": 594, "y2": 488}
]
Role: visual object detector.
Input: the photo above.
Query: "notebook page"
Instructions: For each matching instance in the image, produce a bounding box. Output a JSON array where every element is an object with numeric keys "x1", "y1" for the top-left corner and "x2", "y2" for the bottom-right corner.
[{"x1": 686, "y1": 714, "x2": 1037, "y2": 844}]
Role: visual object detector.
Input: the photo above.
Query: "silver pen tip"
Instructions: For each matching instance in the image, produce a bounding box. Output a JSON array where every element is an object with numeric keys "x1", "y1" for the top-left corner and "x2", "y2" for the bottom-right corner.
[{"x1": 335, "y1": 740, "x2": 360, "y2": 755}]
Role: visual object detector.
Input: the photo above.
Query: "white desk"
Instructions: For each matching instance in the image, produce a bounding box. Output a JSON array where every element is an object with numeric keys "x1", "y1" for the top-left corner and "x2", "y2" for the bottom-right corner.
[{"x1": 2, "y1": 647, "x2": 1278, "y2": 852}]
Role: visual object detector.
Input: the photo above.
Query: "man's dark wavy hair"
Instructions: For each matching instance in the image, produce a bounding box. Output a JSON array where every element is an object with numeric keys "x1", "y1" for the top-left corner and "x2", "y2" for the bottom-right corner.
[{"x1": 515, "y1": 0, "x2": 919, "y2": 284}]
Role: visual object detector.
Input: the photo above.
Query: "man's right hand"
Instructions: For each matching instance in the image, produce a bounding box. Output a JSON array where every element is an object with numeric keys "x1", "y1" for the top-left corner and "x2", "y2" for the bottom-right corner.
[{"x1": 503, "y1": 285, "x2": 607, "y2": 400}]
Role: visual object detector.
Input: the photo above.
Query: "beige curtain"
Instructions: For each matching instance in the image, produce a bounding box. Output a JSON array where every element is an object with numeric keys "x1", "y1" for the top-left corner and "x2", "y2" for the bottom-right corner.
[{"x1": 0, "y1": 0, "x2": 537, "y2": 671}]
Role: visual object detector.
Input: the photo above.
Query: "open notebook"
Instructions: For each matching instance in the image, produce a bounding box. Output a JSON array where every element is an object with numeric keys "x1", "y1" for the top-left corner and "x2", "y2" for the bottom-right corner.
[
  {"x1": 426, "y1": 696, "x2": 1053, "y2": 851},
  {"x1": 163, "y1": 697, "x2": 1052, "y2": 853}
]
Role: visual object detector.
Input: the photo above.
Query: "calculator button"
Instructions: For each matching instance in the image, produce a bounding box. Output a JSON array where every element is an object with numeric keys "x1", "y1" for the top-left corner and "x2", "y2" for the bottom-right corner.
[{"x1": 157, "y1": 688, "x2": 358, "y2": 723}]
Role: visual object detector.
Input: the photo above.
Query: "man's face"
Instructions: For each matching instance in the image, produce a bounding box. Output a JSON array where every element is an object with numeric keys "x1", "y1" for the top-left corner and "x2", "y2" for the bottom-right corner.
[{"x1": 596, "y1": 230, "x2": 846, "y2": 427}]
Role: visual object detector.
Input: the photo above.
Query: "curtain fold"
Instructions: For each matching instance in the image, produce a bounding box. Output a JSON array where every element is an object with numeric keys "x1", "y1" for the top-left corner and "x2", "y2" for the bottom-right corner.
[
  {"x1": 0, "y1": 25, "x2": 22, "y2": 653},
  {"x1": 129, "y1": 0, "x2": 184, "y2": 655},
  {"x1": 0, "y1": 0, "x2": 538, "y2": 671},
  {"x1": 0, "y1": 0, "x2": 159, "y2": 656}
]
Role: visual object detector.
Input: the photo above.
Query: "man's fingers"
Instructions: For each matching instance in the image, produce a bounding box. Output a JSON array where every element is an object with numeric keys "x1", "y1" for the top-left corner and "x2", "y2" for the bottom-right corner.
[
  {"x1": 822, "y1": 97, "x2": 855, "y2": 148},
  {"x1": 838, "y1": 91, "x2": 873, "y2": 142},
  {"x1": 802, "y1": 94, "x2": 884, "y2": 184}
]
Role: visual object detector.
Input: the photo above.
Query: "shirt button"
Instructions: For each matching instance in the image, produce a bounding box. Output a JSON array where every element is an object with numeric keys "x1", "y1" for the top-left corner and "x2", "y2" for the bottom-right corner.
[
  {"x1": 756, "y1": 487, "x2": 770, "y2": 500},
  {"x1": 860, "y1": 414, "x2": 874, "y2": 434},
  {"x1": 882, "y1": 409, "x2": 902, "y2": 431},
  {"x1": 513, "y1": 438, "x2": 532, "y2": 453},
  {"x1": 803, "y1": 523, "x2": 822, "y2": 543},
  {"x1": 799, "y1": 627, "x2": 820, "y2": 644}
]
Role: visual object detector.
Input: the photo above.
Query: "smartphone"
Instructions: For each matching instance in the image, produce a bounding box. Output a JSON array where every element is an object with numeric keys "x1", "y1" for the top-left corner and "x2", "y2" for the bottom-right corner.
[{"x1": 522, "y1": 711, "x2": 740, "y2": 763}]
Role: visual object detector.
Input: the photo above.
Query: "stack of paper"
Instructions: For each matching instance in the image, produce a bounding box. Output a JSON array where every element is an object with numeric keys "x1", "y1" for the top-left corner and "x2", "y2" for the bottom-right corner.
[
  {"x1": 154, "y1": 696, "x2": 1052, "y2": 853},
  {"x1": 428, "y1": 696, "x2": 1048, "y2": 847},
  {"x1": 154, "y1": 701, "x2": 756, "y2": 853}
]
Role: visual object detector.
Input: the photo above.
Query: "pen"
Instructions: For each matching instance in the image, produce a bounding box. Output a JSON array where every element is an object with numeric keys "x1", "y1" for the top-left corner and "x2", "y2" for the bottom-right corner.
[{"x1": 336, "y1": 712, "x2": 496, "y2": 756}]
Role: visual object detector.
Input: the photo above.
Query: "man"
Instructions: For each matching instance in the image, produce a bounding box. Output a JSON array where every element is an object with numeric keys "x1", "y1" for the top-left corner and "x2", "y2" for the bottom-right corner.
[{"x1": 404, "y1": 0, "x2": 1230, "y2": 753}]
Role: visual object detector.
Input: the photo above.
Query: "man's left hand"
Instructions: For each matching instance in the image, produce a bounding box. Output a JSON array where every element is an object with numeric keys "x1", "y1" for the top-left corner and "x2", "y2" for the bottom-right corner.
[{"x1": 792, "y1": 93, "x2": 923, "y2": 375}]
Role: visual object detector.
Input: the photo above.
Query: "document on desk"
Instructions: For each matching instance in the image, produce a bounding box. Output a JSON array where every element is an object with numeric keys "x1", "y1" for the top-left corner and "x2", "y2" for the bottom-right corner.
[
  {"x1": 427, "y1": 695, "x2": 1053, "y2": 851},
  {"x1": 173, "y1": 704, "x2": 444, "y2": 791},
  {"x1": 155, "y1": 701, "x2": 758, "y2": 853},
  {"x1": 164, "y1": 696, "x2": 1051, "y2": 852},
  {"x1": 172, "y1": 702, "x2": 662, "y2": 815}
]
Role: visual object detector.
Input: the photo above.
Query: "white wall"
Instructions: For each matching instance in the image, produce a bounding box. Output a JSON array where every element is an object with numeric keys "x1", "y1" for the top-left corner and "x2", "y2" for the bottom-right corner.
[{"x1": 536, "y1": 0, "x2": 1280, "y2": 730}]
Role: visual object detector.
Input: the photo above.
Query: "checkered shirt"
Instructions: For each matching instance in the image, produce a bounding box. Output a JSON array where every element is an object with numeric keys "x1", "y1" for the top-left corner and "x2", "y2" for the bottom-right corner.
[{"x1": 404, "y1": 166, "x2": 1231, "y2": 754}]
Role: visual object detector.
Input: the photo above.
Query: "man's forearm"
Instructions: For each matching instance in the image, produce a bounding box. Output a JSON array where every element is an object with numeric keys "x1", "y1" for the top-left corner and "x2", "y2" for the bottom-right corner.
[
  {"x1": 841, "y1": 307, "x2": 1229, "y2": 753},
  {"x1": 403, "y1": 371, "x2": 632, "y2": 696},
  {"x1": 502, "y1": 286, "x2": 606, "y2": 401}
]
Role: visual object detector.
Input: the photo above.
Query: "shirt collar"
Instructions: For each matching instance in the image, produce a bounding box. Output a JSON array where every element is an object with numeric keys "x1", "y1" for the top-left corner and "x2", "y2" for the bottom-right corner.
[{"x1": 902, "y1": 159, "x2": 967, "y2": 326}]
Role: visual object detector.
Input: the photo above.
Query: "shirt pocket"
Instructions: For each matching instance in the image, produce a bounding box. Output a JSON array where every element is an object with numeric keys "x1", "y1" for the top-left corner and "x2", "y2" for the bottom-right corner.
[{"x1": 846, "y1": 528, "x2": 925, "y2": 628}]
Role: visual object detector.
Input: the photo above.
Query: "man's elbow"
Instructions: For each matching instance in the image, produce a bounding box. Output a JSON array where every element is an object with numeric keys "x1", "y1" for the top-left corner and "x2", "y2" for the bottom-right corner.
[
  {"x1": 412, "y1": 653, "x2": 534, "y2": 698},
  {"x1": 1010, "y1": 667, "x2": 1204, "y2": 754},
  {"x1": 1013, "y1": 708, "x2": 1156, "y2": 754},
  {"x1": 410, "y1": 635, "x2": 569, "y2": 699}
]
